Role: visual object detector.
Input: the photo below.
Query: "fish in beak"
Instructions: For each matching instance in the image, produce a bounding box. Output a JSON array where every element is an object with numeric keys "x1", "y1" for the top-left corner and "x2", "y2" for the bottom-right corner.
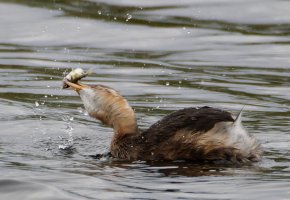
[
  {"x1": 62, "y1": 68, "x2": 91, "y2": 88},
  {"x1": 62, "y1": 68, "x2": 91, "y2": 94}
]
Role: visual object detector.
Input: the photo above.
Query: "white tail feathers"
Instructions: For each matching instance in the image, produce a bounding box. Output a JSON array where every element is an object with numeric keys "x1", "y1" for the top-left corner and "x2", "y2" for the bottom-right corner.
[{"x1": 233, "y1": 105, "x2": 245, "y2": 126}]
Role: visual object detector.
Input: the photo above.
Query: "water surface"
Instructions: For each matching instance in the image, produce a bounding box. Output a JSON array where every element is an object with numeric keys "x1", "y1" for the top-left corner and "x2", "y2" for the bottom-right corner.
[{"x1": 0, "y1": 0, "x2": 290, "y2": 199}]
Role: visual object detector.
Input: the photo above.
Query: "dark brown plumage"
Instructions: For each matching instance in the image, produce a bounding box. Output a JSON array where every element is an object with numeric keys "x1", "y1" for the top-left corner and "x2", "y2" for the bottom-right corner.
[{"x1": 143, "y1": 106, "x2": 234, "y2": 143}]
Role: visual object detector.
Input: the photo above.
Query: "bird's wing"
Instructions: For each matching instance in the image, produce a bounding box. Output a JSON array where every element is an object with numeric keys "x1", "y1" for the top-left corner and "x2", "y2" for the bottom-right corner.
[{"x1": 142, "y1": 106, "x2": 234, "y2": 144}]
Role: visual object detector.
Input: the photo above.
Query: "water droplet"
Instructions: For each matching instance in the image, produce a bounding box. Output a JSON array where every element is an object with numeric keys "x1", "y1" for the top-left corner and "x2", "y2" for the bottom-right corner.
[
  {"x1": 42, "y1": 26, "x2": 48, "y2": 33},
  {"x1": 77, "y1": 107, "x2": 83, "y2": 113},
  {"x1": 126, "y1": 13, "x2": 132, "y2": 22}
]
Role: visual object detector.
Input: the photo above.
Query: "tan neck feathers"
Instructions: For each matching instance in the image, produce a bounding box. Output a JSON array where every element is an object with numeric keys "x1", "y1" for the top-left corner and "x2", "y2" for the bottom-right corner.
[{"x1": 79, "y1": 85, "x2": 138, "y2": 136}]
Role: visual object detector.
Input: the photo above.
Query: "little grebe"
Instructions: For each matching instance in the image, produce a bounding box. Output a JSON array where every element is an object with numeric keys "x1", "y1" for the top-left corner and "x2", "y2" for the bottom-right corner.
[{"x1": 64, "y1": 80, "x2": 262, "y2": 163}]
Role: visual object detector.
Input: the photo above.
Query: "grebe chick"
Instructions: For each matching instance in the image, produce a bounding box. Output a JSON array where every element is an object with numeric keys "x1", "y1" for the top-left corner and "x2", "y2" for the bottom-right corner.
[{"x1": 64, "y1": 80, "x2": 262, "y2": 163}]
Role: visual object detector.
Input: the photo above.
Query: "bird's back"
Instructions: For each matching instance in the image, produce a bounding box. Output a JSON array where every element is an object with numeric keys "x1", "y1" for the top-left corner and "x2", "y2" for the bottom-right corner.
[{"x1": 137, "y1": 106, "x2": 262, "y2": 163}]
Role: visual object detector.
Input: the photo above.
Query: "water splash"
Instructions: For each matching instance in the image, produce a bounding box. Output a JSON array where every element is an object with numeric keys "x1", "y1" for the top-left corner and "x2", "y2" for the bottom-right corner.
[{"x1": 59, "y1": 115, "x2": 74, "y2": 150}]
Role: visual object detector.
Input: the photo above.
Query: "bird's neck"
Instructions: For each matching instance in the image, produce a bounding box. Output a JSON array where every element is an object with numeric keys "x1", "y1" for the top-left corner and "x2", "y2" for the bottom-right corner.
[
  {"x1": 79, "y1": 86, "x2": 139, "y2": 137},
  {"x1": 109, "y1": 103, "x2": 139, "y2": 136}
]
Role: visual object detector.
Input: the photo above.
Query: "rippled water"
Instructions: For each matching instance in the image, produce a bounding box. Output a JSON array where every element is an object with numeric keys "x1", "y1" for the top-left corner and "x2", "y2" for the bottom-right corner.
[{"x1": 1, "y1": 0, "x2": 290, "y2": 199}]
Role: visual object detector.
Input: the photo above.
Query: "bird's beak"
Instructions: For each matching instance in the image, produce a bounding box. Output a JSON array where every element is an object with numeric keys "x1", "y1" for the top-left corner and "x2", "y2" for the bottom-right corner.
[{"x1": 63, "y1": 80, "x2": 87, "y2": 94}]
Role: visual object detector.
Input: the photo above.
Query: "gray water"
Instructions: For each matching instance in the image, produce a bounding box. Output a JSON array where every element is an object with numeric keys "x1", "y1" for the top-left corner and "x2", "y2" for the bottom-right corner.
[{"x1": 0, "y1": 0, "x2": 290, "y2": 199}]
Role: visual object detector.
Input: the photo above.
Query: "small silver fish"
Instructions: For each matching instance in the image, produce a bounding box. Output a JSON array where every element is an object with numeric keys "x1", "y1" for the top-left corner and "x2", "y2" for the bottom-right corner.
[{"x1": 62, "y1": 68, "x2": 90, "y2": 88}]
